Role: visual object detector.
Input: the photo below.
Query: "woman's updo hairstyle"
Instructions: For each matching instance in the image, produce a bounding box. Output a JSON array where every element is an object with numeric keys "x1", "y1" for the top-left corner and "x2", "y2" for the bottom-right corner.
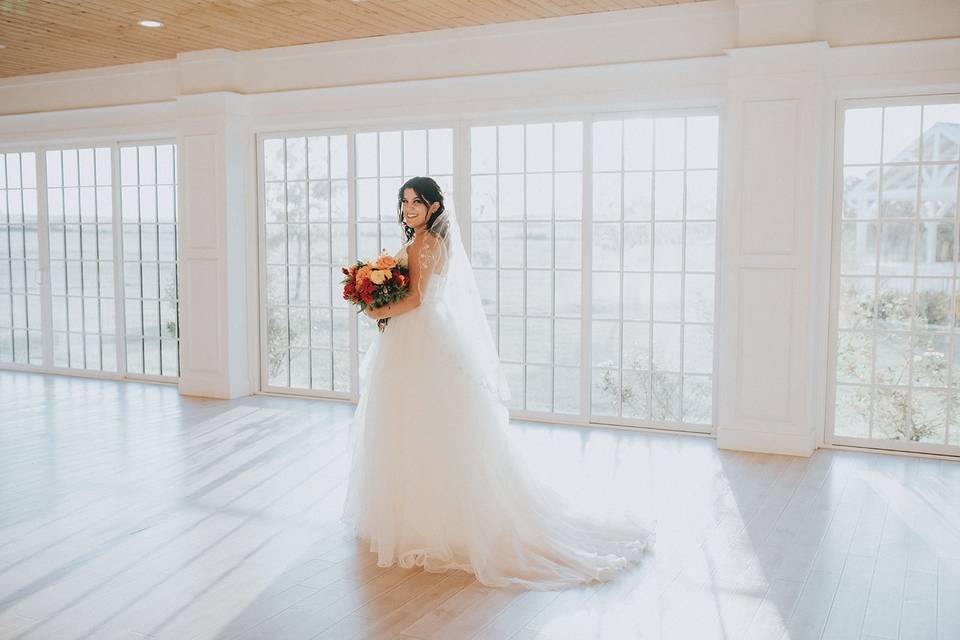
[{"x1": 397, "y1": 176, "x2": 446, "y2": 243}]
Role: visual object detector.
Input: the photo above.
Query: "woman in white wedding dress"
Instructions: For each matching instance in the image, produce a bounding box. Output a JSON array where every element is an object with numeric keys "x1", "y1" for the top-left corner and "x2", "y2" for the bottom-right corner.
[{"x1": 341, "y1": 176, "x2": 653, "y2": 590}]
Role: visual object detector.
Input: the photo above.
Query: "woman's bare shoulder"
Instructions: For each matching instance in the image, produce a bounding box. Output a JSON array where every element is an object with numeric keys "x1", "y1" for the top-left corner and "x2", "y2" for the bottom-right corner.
[
  {"x1": 406, "y1": 235, "x2": 445, "y2": 274},
  {"x1": 405, "y1": 235, "x2": 439, "y2": 256}
]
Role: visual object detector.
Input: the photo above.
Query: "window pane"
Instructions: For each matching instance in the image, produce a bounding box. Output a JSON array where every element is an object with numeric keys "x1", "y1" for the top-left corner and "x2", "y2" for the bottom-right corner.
[
  {"x1": 45, "y1": 149, "x2": 120, "y2": 372},
  {"x1": 120, "y1": 143, "x2": 180, "y2": 377},
  {"x1": 0, "y1": 153, "x2": 40, "y2": 365},
  {"x1": 835, "y1": 100, "x2": 960, "y2": 453},
  {"x1": 590, "y1": 114, "x2": 716, "y2": 428},
  {"x1": 473, "y1": 120, "x2": 582, "y2": 414}
]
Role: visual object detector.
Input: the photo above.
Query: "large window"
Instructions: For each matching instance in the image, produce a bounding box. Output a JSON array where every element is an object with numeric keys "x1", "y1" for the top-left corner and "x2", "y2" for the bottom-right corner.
[
  {"x1": 590, "y1": 115, "x2": 718, "y2": 429},
  {"x1": 470, "y1": 122, "x2": 584, "y2": 415},
  {"x1": 0, "y1": 152, "x2": 41, "y2": 366},
  {"x1": 258, "y1": 114, "x2": 719, "y2": 433},
  {"x1": 832, "y1": 98, "x2": 960, "y2": 454},
  {"x1": 0, "y1": 142, "x2": 181, "y2": 380},
  {"x1": 120, "y1": 143, "x2": 180, "y2": 377},
  {"x1": 261, "y1": 135, "x2": 351, "y2": 394},
  {"x1": 47, "y1": 147, "x2": 116, "y2": 372}
]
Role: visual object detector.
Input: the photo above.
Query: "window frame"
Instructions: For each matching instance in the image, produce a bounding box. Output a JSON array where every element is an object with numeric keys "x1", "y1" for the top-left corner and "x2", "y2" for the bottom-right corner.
[
  {"x1": 827, "y1": 93, "x2": 960, "y2": 457},
  {"x1": 0, "y1": 138, "x2": 181, "y2": 384},
  {"x1": 585, "y1": 109, "x2": 720, "y2": 433},
  {"x1": 117, "y1": 140, "x2": 181, "y2": 380}
]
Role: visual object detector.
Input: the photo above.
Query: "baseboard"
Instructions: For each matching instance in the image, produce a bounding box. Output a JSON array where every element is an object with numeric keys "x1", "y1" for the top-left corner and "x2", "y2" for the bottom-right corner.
[{"x1": 716, "y1": 426, "x2": 815, "y2": 457}]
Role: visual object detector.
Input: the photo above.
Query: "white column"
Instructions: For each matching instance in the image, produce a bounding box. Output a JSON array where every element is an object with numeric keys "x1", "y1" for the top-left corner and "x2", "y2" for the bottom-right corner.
[
  {"x1": 716, "y1": 42, "x2": 826, "y2": 456},
  {"x1": 176, "y1": 91, "x2": 253, "y2": 398}
]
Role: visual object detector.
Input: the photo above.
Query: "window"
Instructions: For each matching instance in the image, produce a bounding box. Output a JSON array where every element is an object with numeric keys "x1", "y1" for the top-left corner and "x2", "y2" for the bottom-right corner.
[
  {"x1": 833, "y1": 98, "x2": 960, "y2": 452},
  {"x1": 120, "y1": 143, "x2": 180, "y2": 377},
  {"x1": 47, "y1": 147, "x2": 116, "y2": 372},
  {"x1": 258, "y1": 115, "x2": 718, "y2": 433},
  {"x1": 590, "y1": 115, "x2": 718, "y2": 428},
  {"x1": 0, "y1": 152, "x2": 41, "y2": 365},
  {"x1": 261, "y1": 134, "x2": 351, "y2": 393},
  {"x1": 470, "y1": 122, "x2": 584, "y2": 414},
  {"x1": 0, "y1": 142, "x2": 181, "y2": 380}
]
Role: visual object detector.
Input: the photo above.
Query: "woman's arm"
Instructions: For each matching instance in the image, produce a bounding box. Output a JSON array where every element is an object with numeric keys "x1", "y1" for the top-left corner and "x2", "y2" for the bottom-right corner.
[{"x1": 365, "y1": 288, "x2": 421, "y2": 320}]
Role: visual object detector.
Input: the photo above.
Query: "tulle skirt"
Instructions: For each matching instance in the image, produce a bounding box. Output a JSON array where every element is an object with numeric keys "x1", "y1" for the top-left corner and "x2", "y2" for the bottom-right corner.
[{"x1": 340, "y1": 298, "x2": 654, "y2": 590}]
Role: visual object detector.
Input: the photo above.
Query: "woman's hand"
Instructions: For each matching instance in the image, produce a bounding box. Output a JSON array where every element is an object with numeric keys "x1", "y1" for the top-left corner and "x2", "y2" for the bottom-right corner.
[{"x1": 364, "y1": 306, "x2": 380, "y2": 321}]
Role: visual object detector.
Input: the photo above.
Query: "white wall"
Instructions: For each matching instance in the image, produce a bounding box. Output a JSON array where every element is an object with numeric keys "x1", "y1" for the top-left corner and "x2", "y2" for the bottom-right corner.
[{"x1": 1, "y1": 0, "x2": 959, "y2": 456}]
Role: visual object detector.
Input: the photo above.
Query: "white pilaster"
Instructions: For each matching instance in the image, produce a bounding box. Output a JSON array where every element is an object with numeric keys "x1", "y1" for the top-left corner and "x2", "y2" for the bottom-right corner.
[
  {"x1": 176, "y1": 91, "x2": 253, "y2": 398},
  {"x1": 716, "y1": 42, "x2": 826, "y2": 456}
]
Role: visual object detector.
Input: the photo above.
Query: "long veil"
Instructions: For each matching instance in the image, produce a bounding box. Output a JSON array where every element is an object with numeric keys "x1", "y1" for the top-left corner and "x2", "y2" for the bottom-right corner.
[{"x1": 416, "y1": 208, "x2": 512, "y2": 403}]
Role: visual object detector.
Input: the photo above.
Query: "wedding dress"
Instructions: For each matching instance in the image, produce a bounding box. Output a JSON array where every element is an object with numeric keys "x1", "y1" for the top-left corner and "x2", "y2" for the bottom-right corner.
[{"x1": 341, "y1": 209, "x2": 653, "y2": 590}]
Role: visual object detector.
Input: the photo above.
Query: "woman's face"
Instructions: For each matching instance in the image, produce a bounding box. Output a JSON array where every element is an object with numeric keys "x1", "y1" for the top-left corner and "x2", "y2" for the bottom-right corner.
[{"x1": 401, "y1": 188, "x2": 438, "y2": 232}]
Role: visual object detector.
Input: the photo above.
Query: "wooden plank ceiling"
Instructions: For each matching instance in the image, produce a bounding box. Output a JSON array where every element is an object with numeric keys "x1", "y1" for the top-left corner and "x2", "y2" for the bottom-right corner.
[{"x1": 0, "y1": 0, "x2": 703, "y2": 79}]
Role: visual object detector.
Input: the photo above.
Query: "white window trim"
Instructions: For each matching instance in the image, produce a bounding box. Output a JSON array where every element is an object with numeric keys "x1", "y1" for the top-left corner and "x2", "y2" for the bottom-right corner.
[
  {"x1": 827, "y1": 93, "x2": 960, "y2": 457},
  {"x1": 0, "y1": 138, "x2": 181, "y2": 384}
]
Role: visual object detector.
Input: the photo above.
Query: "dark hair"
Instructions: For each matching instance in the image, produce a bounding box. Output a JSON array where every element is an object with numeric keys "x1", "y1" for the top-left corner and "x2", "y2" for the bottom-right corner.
[{"x1": 398, "y1": 176, "x2": 445, "y2": 243}]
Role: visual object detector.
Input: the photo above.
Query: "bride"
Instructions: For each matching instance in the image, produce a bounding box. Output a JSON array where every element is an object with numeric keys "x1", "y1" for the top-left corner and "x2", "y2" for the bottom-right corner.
[{"x1": 341, "y1": 176, "x2": 653, "y2": 590}]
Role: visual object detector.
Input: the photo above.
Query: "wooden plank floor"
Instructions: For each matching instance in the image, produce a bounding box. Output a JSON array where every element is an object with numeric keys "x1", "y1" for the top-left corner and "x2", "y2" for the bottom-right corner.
[{"x1": 0, "y1": 370, "x2": 958, "y2": 640}]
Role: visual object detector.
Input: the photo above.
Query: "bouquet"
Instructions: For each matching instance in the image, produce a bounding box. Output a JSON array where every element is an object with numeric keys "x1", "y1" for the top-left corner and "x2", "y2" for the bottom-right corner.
[{"x1": 341, "y1": 251, "x2": 409, "y2": 331}]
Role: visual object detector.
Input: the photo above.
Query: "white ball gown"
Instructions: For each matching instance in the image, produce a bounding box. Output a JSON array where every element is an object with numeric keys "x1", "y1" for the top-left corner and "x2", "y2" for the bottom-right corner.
[{"x1": 341, "y1": 228, "x2": 654, "y2": 591}]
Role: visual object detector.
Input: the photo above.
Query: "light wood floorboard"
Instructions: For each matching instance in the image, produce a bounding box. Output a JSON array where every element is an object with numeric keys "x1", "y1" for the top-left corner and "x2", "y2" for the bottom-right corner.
[{"x1": 1, "y1": 371, "x2": 958, "y2": 639}]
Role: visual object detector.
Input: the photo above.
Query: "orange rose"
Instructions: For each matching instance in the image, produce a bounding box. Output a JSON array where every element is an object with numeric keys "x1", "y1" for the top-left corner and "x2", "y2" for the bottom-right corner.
[
  {"x1": 356, "y1": 265, "x2": 372, "y2": 284},
  {"x1": 374, "y1": 255, "x2": 397, "y2": 270}
]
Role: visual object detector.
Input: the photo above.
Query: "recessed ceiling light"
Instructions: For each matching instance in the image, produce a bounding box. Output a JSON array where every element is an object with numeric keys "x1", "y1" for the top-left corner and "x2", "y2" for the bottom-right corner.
[{"x1": 138, "y1": 20, "x2": 164, "y2": 28}]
